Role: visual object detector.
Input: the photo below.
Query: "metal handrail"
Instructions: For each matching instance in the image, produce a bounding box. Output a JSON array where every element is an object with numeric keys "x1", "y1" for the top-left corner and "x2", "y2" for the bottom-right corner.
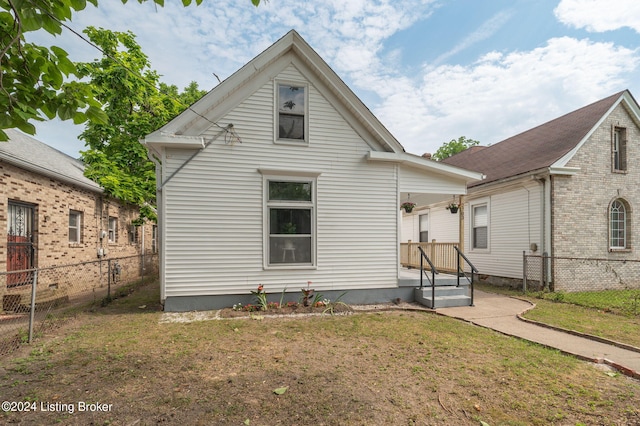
[
  {"x1": 418, "y1": 246, "x2": 440, "y2": 308},
  {"x1": 453, "y1": 246, "x2": 478, "y2": 306}
]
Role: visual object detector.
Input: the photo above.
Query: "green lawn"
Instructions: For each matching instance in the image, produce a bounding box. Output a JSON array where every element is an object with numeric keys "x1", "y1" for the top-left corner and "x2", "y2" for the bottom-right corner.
[{"x1": 476, "y1": 283, "x2": 640, "y2": 349}]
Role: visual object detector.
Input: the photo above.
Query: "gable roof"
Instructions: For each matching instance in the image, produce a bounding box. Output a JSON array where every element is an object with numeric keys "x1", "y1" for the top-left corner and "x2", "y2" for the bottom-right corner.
[
  {"x1": 443, "y1": 90, "x2": 639, "y2": 187},
  {"x1": 145, "y1": 30, "x2": 405, "y2": 154},
  {"x1": 1, "y1": 129, "x2": 102, "y2": 192}
]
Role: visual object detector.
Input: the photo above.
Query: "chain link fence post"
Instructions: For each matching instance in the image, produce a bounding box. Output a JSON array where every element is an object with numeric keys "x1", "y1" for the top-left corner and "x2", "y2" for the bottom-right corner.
[
  {"x1": 522, "y1": 251, "x2": 527, "y2": 293},
  {"x1": 28, "y1": 270, "x2": 38, "y2": 343}
]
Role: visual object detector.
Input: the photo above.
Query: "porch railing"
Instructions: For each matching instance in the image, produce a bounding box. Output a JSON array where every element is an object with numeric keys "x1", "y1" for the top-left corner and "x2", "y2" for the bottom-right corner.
[{"x1": 401, "y1": 241, "x2": 460, "y2": 273}]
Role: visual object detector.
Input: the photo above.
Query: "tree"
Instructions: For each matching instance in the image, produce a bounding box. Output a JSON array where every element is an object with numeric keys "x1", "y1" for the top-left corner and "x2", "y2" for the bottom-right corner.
[
  {"x1": 431, "y1": 136, "x2": 480, "y2": 161},
  {"x1": 78, "y1": 27, "x2": 206, "y2": 222},
  {"x1": 0, "y1": 0, "x2": 261, "y2": 141}
]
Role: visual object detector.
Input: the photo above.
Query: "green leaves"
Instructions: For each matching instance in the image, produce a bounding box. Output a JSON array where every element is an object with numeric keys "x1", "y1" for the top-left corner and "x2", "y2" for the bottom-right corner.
[
  {"x1": 432, "y1": 136, "x2": 481, "y2": 161},
  {"x1": 0, "y1": 0, "x2": 258, "y2": 140}
]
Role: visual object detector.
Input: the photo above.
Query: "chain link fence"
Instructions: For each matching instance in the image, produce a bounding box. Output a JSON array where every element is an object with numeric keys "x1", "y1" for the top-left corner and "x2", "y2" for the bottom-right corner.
[
  {"x1": 0, "y1": 253, "x2": 158, "y2": 357},
  {"x1": 524, "y1": 253, "x2": 640, "y2": 292},
  {"x1": 523, "y1": 253, "x2": 640, "y2": 315}
]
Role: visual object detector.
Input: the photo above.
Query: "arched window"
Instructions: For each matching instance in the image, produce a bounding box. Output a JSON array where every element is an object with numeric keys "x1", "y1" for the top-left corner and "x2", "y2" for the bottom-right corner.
[{"x1": 610, "y1": 199, "x2": 628, "y2": 249}]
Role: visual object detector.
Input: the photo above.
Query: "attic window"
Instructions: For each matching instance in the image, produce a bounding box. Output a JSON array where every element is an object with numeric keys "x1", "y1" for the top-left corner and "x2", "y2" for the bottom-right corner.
[
  {"x1": 277, "y1": 83, "x2": 307, "y2": 142},
  {"x1": 613, "y1": 127, "x2": 627, "y2": 172}
]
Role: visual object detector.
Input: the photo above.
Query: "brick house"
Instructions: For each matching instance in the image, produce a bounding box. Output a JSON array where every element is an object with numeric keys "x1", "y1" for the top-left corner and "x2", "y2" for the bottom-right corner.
[
  {"x1": 417, "y1": 90, "x2": 640, "y2": 291},
  {"x1": 1, "y1": 129, "x2": 156, "y2": 309}
]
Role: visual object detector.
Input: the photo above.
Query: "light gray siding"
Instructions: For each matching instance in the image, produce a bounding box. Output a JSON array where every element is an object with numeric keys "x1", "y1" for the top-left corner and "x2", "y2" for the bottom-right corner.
[
  {"x1": 161, "y1": 65, "x2": 399, "y2": 297},
  {"x1": 464, "y1": 181, "x2": 542, "y2": 279}
]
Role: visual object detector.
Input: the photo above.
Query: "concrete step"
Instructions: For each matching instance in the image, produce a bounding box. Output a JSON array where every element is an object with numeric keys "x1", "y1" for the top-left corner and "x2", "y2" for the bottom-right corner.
[{"x1": 414, "y1": 287, "x2": 472, "y2": 309}]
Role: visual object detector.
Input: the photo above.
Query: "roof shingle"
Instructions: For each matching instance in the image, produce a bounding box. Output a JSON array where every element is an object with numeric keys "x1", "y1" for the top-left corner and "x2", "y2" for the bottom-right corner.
[{"x1": 442, "y1": 91, "x2": 626, "y2": 187}]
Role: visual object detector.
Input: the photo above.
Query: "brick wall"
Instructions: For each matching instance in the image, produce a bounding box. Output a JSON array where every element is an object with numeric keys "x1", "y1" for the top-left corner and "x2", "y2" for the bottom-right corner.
[
  {"x1": 0, "y1": 161, "x2": 156, "y2": 304},
  {"x1": 552, "y1": 102, "x2": 640, "y2": 290}
]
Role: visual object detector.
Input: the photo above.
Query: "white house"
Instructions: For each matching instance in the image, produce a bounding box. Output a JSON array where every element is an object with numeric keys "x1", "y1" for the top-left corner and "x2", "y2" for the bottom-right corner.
[
  {"x1": 421, "y1": 90, "x2": 640, "y2": 291},
  {"x1": 142, "y1": 30, "x2": 482, "y2": 311}
]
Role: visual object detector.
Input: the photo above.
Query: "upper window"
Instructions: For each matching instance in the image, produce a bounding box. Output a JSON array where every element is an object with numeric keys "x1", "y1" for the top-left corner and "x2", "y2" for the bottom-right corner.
[
  {"x1": 472, "y1": 204, "x2": 488, "y2": 250},
  {"x1": 266, "y1": 179, "x2": 315, "y2": 267},
  {"x1": 69, "y1": 210, "x2": 82, "y2": 244},
  {"x1": 277, "y1": 83, "x2": 307, "y2": 142},
  {"x1": 610, "y1": 199, "x2": 629, "y2": 250},
  {"x1": 613, "y1": 127, "x2": 627, "y2": 172},
  {"x1": 108, "y1": 217, "x2": 117, "y2": 243}
]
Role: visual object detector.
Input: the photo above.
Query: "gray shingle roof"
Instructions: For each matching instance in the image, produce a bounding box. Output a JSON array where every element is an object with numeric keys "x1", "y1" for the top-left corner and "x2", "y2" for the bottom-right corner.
[
  {"x1": 442, "y1": 91, "x2": 627, "y2": 187},
  {"x1": 1, "y1": 129, "x2": 102, "y2": 192}
]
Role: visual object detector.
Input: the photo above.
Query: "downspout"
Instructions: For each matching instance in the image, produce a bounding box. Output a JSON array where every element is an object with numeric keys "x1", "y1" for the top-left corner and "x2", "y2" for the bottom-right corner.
[
  {"x1": 146, "y1": 146, "x2": 165, "y2": 302},
  {"x1": 535, "y1": 176, "x2": 550, "y2": 290},
  {"x1": 458, "y1": 194, "x2": 464, "y2": 253}
]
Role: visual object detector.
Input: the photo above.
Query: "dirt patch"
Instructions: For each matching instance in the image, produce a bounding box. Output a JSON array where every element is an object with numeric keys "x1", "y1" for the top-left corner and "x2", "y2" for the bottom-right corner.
[
  {"x1": 218, "y1": 302, "x2": 354, "y2": 318},
  {"x1": 2, "y1": 281, "x2": 640, "y2": 426}
]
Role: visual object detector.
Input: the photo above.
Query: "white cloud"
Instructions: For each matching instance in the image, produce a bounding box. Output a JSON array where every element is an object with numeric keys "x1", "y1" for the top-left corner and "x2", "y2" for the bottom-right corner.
[
  {"x1": 374, "y1": 37, "x2": 639, "y2": 155},
  {"x1": 554, "y1": 0, "x2": 640, "y2": 33},
  {"x1": 433, "y1": 9, "x2": 514, "y2": 65},
  {"x1": 24, "y1": 0, "x2": 640, "y2": 161}
]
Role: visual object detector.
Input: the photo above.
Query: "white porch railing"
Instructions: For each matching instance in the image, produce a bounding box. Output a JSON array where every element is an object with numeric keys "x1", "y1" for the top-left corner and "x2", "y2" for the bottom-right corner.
[{"x1": 400, "y1": 240, "x2": 460, "y2": 273}]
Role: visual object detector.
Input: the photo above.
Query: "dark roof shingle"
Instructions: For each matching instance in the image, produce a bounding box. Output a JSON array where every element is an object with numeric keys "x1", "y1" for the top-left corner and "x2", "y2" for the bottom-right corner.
[{"x1": 442, "y1": 91, "x2": 625, "y2": 187}]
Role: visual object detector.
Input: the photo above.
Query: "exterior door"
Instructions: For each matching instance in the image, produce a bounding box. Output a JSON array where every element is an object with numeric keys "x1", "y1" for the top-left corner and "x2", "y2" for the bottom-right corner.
[{"x1": 7, "y1": 201, "x2": 35, "y2": 287}]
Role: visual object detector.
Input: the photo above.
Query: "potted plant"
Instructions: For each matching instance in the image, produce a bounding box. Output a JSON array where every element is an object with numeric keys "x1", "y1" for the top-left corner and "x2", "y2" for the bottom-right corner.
[
  {"x1": 446, "y1": 203, "x2": 459, "y2": 214},
  {"x1": 400, "y1": 201, "x2": 416, "y2": 213}
]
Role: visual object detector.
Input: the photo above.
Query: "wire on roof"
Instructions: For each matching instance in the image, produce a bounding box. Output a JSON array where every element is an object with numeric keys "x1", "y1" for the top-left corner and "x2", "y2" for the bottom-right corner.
[{"x1": 22, "y1": 0, "x2": 234, "y2": 137}]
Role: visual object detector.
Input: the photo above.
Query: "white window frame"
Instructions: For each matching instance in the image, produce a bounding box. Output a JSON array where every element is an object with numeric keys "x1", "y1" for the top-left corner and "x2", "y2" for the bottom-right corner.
[
  {"x1": 260, "y1": 169, "x2": 319, "y2": 269},
  {"x1": 69, "y1": 210, "x2": 82, "y2": 244},
  {"x1": 613, "y1": 126, "x2": 627, "y2": 172},
  {"x1": 152, "y1": 225, "x2": 158, "y2": 254},
  {"x1": 108, "y1": 216, "x2": 117, "y2": 243},
  {"x1": 275, "y1": 81, "x2": 309, "y2": 145},
  {"x1": 419, "y1": 213, "x2": 429, "y2": 243},
  {"x1": 470, "y1": 201, "x2": 489, "y2": 251},
  {"x1": 609, "y1": 199, "x2": 629, "y2": 250}
]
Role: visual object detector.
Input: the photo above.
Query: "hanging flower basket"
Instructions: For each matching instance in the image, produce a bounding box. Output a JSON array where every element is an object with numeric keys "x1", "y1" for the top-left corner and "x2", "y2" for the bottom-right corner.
[
  {"x1": 401, "y1": 202, "x2": 415, "y2": 213},
  {"x1": 446, "y1": 203, "x2": 459, "y2": 214}
]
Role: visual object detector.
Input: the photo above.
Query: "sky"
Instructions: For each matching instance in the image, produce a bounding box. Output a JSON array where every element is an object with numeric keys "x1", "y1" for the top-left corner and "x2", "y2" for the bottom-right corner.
[{"x1": 28, "y1": 0, "x2": 640, "y2": 158}]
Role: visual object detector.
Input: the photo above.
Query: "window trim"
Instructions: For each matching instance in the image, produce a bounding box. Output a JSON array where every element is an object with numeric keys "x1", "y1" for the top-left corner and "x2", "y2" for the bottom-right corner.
[
  {"x1": 419, "y1": 213, "x2": 429, "y2": 243},
  {"x1": 470, "y1": 201, "x2": 489, "y2": 251},
  {"x1": 609, "y1": 198, "x2": 630, "y2": 251},
  {"x1": 274, "y1": 81, "x2": 309, "y2": 145},
  {"x1": 108, "y1": 216, "x2": 118, "y2": 244},
  {"x1": 68, "y1": 210, "x2": 83, "y2": 244},
  {"x1": 261, "y1": 171, "x2": 319, "y2": 270},
  {"x1": 612, "y1": 126, "x2": 627, "y2": 173}
]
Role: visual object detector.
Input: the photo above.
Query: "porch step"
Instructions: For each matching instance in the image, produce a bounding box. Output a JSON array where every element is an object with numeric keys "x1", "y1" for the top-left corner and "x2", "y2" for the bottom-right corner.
[{"x1": 414, "y1": 285, "x2": 472, "y2": 309}]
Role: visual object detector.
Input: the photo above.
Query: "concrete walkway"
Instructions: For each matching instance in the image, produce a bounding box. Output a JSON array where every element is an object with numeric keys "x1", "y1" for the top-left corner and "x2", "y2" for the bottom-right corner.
[{"x1": 436, "y1": 290, "x2": 640, "y2": 380}]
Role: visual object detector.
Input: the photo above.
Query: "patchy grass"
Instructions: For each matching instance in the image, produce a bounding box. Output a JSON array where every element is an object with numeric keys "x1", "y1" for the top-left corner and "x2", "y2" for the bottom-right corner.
[
  {"x1": 1, "y1": 280, "x2": 639, "y2": 425},
  {"x1": 476, "y1": 283, "x2": 640, "y2": 349}
]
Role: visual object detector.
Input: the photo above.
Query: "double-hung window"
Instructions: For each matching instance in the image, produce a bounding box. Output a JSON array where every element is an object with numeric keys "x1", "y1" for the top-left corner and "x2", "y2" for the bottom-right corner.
[
  {"x1": 69, "y1": 210, "x2": 82, "y2": 244},
  {"x1": 108, "y1": 217, "x2": 117, "y2": 243},
  {"x1": 419, "y1": 214, "x2": 429, "y2": 242},
  {"x1": 613, "y1": 127, "x2": 627, "y2": 172},
  {"x1": 276, "y1": 83, "x2": 307, "y2": 143},
  {"x1": 472, "y1": 204, "x2": 488, "y2": 250},
  {"x1": 266, "y1": 179, "x2": 315, "y2": 267}
]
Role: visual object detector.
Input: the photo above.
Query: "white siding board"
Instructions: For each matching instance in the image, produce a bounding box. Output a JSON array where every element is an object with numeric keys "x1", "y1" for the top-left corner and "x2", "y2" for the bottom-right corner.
[
  {"x1": 400, "y1": 165, "x2": 467, "y2": 194},
  {"x1": 430, "y1": 207, "x2": 459, "y2": 242},
  {"x1": 464, "y1": 182, "x2": 542, "y2": 278},
  {"x1": 163, "y1": 65, "x2": 399, "y2": 296}
]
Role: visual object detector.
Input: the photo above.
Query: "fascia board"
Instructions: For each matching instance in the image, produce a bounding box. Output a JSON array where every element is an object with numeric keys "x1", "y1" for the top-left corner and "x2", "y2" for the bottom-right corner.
[
  {"x1": 367, "y1": 151, "x2": 485, "y2": 182},
  {"x1": 291, "y1": 35, "x2": 404, "y2": 153},
  {"x1": 142, "y1": 134, "x2": 205, "y2": 149},
  {"x1": 553, "y1": 93, "x2": 626, "y2": 168}
]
